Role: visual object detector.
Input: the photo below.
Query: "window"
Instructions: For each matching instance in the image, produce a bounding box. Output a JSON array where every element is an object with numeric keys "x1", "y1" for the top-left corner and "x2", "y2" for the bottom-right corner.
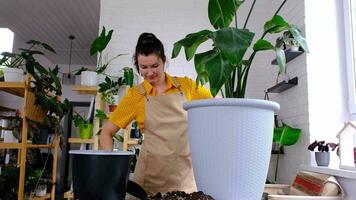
[
  {"x1": 0, "y1": 28, "x2": 14, "y2": 54},
  {"x1": 0, "y1": 28, "x2": 14, "y2": 68}
]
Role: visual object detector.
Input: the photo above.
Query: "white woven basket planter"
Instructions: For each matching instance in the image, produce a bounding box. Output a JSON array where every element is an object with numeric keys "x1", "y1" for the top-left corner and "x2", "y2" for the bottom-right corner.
[{"x1": 184, "y1": 98, "x2": 280, "y2": 200}]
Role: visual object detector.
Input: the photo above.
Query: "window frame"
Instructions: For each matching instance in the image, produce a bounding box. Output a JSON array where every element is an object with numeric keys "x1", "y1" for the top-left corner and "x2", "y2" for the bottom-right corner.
[{"x1": 344, "y1": 0, "x2": 356, "y2": 120}]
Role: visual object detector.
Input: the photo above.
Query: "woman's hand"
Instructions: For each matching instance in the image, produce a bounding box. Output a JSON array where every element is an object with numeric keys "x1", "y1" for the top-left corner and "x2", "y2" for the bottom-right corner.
[{"x1": 99, "y1": 121, "x2": 120, "y2": 150}]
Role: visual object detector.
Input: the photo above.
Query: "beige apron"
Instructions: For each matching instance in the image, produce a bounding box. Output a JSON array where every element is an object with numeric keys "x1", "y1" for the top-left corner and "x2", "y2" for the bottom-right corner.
[{"x1": 133, "y1": 78, "x2": 196, "y2": 195}]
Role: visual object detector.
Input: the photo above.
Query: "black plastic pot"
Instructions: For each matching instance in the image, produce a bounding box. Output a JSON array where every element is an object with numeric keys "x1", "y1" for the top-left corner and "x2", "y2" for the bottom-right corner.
[{"x1": 69, "y1": 150, "x2": 134, "y2": 200}]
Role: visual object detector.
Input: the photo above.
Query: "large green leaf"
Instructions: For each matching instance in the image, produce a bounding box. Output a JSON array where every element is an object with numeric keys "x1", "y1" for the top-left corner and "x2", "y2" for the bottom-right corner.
[
  {"x1": 172, "y1": 30, "x2": 212, "y2": 61},
  {"x1": 275, "y1": 48, "x2": 286, "y2": 74},
  {"x1": 90, "y1": 27, "x2": 114, "y2": 55},
  {"x1": 213, "y1": 27, "x2": 254, "y2": 65},
  {"x1": 208, "y1": 0, "x2": 244, "y2": 29},
  {"x1": 264, "y1": 15, "x2": 290, "y2": 34},
  {"x1": 195, "y1": 50, "x2": 234, "y2": 96},
  {"x1": 253, "y1": 39, "x2": 274, "y2": 52},
  {"x1": 289, "y1": 26, "x2": 309, "y2": 53}
]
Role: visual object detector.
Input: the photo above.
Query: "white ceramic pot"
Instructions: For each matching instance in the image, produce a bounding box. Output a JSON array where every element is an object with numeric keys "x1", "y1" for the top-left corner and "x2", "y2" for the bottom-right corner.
[
  {"x1": 81, "y1": 71, "x2": 97, "y2": 86},
  {"x1": 35, "y1": 185, "x2": 47, "y2": 197},
  {"x1": 184, "y1": 98, "x2": 279, "y2": 200},
  {"x1": 3, "y1": 68, "x2": 24, "y2": 82}
]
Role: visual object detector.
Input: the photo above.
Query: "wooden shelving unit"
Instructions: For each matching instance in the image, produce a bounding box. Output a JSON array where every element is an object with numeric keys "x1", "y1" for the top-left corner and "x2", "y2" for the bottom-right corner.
[
  {"x1": 71, "y1": 85, "x2": 138, "y2": 151},
  {"x1": 0, "y1": 77, "x2": 59, "y2": 200}
]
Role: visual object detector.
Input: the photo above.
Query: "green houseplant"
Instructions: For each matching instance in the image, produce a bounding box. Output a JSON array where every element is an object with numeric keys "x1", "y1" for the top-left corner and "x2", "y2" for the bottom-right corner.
[
  {"x1": 73, "y1": 112, "x2": 93, "y2": 139},
  {"x1": 275, "y1": 30, "x2": 301, "y2": 52},
  {"x1": 0, "y1": 40, "x2": 55, "y2": 82},
  {"x1": 99, "y1": 67, "x2": 134, "y2": 112},
  {"x1": 170, "y1": 0, "x2": 308, "y2": 199},
  {"x1": 172, "y1": 0, "x2": 308, "y2": 97},
  {"x1": 75, "y1": 26, "x2": 126, "y2": 86},
  {"x1": 0, "y1": 40, "x2": 72, "y2": 127},
  {"x1": 308, "y1": 140, "x2": 339, "y2": 166},
  {"x1": 272, "y1": 122, "x2": 301, "y2": 181}
]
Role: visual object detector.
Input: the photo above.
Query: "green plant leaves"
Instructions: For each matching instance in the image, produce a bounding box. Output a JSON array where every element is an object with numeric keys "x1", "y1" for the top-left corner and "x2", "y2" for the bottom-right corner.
[
  {"x1": 289, "y1": 26, "x2": 309, "y2": 53},
  {"x1": 90, "y1": 26, "x2": 114, "y2": 56},
  {"x1": 275, "y1": 48, "x2": 286, "y2": 74},
  {"x1": 171, "y1": 30, "x2": 212, "y2": 60},
  {"x1": 253, "y1": 39, "x2": 274, "y2": 52},
  {"x1": 264, "y1": 15, "x2": 290, "y2": 34},
  {"x1": 195, "y1": 50, "x2": 234, "y2": 96},
  {"x1": 213, "y1": 27, "x2": 254, "y2": 66},
  {"x1": 208, "y1": 0, "x2": 244, "y2": 29}
]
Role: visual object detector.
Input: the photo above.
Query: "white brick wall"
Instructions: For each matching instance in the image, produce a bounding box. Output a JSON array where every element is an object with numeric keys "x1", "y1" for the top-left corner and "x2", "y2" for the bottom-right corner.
[{"x1": 99, "y1": 0, "x2": 211, "y2": 78}]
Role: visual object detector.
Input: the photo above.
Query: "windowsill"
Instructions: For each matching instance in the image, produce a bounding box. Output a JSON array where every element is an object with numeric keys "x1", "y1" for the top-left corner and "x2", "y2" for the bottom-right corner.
[{"x1": 301, "y1": 165, "x2": 356, "y2": 180}]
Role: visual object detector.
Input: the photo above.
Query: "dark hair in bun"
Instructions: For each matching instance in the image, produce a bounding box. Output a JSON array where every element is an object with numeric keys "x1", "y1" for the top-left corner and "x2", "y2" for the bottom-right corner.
[{"x1": 133, "y1": 33, "x2": 166, "y2": 72}]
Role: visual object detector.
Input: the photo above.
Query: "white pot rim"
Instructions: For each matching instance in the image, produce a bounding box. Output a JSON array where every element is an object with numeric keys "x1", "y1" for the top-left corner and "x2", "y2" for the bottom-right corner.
[
  {"x1": 183, "y1": 98, "x2": 280, "y2": 111},
  {"x1": 3, "y1": 68, "x2": 23, "y2": 72}
]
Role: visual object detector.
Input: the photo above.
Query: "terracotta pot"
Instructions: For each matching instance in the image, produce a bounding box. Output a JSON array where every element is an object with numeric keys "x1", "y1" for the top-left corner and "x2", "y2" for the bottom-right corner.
[{"x1": 109, "y1": 105, "x2": 117, "y2": 112}]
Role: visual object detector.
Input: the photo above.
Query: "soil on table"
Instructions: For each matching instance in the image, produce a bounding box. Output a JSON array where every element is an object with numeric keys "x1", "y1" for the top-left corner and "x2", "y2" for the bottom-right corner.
[{"x1": 148, "y1": 191, "x2": 214, "y2": 200}]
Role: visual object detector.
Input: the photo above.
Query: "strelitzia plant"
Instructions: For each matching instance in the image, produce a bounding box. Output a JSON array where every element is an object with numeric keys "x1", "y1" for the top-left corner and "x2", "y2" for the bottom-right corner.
[{"x1": 172, "y1": 0, "x2": 308, "y2": 97}]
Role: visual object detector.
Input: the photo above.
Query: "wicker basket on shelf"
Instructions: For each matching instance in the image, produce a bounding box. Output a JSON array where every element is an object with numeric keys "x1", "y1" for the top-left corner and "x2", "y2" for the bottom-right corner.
[{"x1": 25, "y1": 92, "x2": 47, "y2": 123}]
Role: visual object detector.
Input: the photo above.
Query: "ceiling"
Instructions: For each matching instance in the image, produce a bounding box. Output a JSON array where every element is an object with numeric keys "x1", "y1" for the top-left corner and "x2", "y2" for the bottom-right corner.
[{"x1": 0, "y1": 0, "x2": 100, "y2": 66}]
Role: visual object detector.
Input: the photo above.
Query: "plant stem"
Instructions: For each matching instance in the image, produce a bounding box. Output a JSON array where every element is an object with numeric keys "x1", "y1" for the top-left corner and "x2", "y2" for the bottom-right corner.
[
  {"x1": 243, "y1": 0, "x2": 257, "y2": 29},
  {"x1": 240, "y1": 0, "x2": 288, "y2": 97},
  {"x1": 274, "y1": 0, "x2": 288, "y2": 17}
]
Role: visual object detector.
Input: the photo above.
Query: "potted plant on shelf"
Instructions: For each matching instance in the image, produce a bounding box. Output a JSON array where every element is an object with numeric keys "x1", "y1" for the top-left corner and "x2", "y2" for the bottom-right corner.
[
  {"x1": 308, "y1": 140, "x2": 339, "y2": 166},
  {"x1": 272, "y1": 122, "x2": 301, "y2": 182},
  {"x1": 75, "y1": 26, "x2": 126, "y2": 86},
  {"x1": 73, "y1": 112, "x2": 93, "y2": 139},
  {"x1": 171, "y1": 0, "x2": 308, "y2": 199},
  {"x1": 275, "y1": 30, "x2": 301, "y2": 52},
  {"x1": 99, "y1": 67, "x2": 134, "y2": 112},
  {"x1": 0, "y1": 40, "x2": 55, "y2": 82}
]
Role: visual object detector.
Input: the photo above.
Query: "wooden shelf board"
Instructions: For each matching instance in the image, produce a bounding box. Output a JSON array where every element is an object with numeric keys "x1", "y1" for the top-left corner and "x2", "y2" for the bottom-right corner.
[
  {"x1": 0, "y1": 81, "x2": 26, "y2": 97},
  {"x1": 68, "y1": 137, "x2": 95, "y2": 144},
  {"x1": 0, "y1": 105, "x2": 16, "y2": 112},
  {"x1": 64, "y1": 191, "x2": 74, "y2": 199},
  {"x1": 0, "y1": 142, "x2": 22, "y2": 149},
  {"x1": 127, "y1": 139, "x2": 140, "y2": 145},
  {"x1": 27, "y1": 144, "x2": 54, "y2": 148},
  {"x1": 72, "y1": 85, "x2": 97, "y2": 95},
  {"x1": 32, "y1": 193, "x2": 51, "y2": 200},
  {"x1": 267, "y1": 77, "x2": 298, "y2": 93}
]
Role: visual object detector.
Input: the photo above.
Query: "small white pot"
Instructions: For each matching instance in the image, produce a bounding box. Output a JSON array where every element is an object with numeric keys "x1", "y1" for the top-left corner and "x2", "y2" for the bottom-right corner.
[
  {"x1": 288, "y1": 45, "x2": 299, "y2": 52},
  {"x1": 81, "y1": 71, "x2": 97, "y2": 86},
  {"x1": 34, "y1": 184, "x2": 47, "y2": 197},
  {"x1": 3, "y1": 68, "x2": 24, "y2": 82}
]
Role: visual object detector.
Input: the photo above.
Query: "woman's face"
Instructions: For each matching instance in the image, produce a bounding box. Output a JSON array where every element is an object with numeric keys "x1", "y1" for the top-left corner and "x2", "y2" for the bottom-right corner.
[{"x1": 137, "y1": 54, "x2": 165, "y2": 85}]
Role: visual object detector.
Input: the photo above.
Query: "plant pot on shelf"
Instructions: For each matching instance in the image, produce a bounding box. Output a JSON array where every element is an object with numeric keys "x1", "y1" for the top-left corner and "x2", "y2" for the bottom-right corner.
[
  {"x1": 25, "y1": 92, "x2": 48, "y2": 123},
  {"x1": 34, "y1": 184, "x2": 47, "y2": 197},
  {"x1": 315, "y1": 152, "x2": 330, "y2": 166},
  {"x1": 183, "y1": 98, "x2": 279, "y2": 200},
  {"x1": 108, "y1": 105, "x2": 117, "y2": 113},
  {"x1": 79, "y1": 123, "x2": 93, "y2": 139},
  {"x1": 3, "y1": 68, "x2": 24, "y2": 82},
  {"x1": 81, "y1": 71, "x2": 97, "y2": 86}
]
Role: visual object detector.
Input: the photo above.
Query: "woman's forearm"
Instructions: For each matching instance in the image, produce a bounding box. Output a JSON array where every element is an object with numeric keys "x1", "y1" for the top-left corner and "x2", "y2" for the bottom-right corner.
[{"x1": 99, "y1": 121, "x2": 120, "y2": 150}]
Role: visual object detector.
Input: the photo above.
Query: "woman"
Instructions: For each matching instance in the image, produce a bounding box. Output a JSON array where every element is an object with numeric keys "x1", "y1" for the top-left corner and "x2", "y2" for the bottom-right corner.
[{"x1": 99, "y1": 33, "x2": 212, "y2": 194}]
